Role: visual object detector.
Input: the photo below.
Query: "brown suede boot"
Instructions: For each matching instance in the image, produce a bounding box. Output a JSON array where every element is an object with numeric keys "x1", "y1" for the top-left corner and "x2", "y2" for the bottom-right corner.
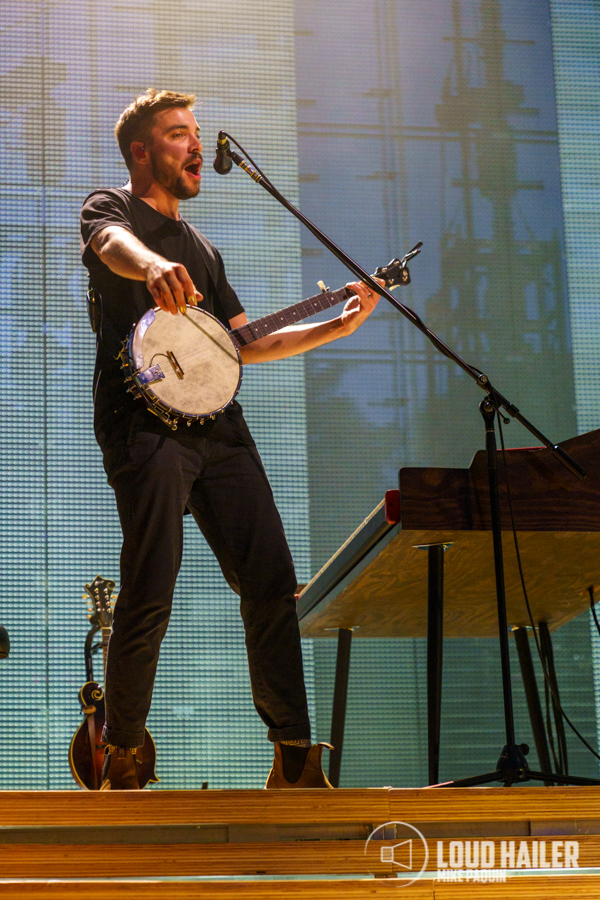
[
  {"x1": 265, "y1": 742, "x2": 334, "y2": 789},
  {"x1": 100, "y1": 745, "x2": 140, "y2": 790}
]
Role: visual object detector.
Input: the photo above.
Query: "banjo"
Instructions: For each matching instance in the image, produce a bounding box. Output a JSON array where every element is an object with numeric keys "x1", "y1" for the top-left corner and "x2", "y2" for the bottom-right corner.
[{"x1": 118, "y1": 255, "x2": 411, "y2": 430}]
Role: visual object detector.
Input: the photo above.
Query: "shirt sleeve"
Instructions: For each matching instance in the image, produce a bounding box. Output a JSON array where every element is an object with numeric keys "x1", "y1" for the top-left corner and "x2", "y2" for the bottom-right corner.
[{"x1": 80, "y1": 190, "x2": 135, "y2": 271}]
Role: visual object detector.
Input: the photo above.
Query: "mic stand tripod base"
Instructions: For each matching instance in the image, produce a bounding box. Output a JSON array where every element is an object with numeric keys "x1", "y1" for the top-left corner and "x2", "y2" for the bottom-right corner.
[{"x1": 432, "y1": 743, "x2": 600, "y2": 788}]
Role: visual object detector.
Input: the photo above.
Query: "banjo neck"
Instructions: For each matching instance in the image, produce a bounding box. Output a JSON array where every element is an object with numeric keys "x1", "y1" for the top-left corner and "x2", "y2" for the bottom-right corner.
[{"x1": 230, "y1": 284, "x2": 354, "y2": 348}]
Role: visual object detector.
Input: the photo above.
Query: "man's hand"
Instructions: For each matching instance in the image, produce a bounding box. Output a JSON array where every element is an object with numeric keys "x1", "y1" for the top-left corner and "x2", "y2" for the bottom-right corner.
[
  {"x1": 340, "y1": 278, "x2": 385, "y2": 333},
  {"x1": 145, "y1": 259, "x2": 203, "y2": 315},
  {"x1": 239, "y1": 277, "x2": 385, "y2": 364}
]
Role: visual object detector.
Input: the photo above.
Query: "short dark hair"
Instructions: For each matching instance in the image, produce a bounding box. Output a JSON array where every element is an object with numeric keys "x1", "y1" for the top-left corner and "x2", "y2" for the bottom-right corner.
[{"x1": 115, "y1": 88, "x2": 196, "y2": 169}]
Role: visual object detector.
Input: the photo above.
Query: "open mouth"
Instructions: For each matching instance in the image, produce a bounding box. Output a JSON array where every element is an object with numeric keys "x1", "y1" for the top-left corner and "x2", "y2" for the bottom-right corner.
[{"x1": 185, "y1": 160, "x2": 202, "y2": 179}]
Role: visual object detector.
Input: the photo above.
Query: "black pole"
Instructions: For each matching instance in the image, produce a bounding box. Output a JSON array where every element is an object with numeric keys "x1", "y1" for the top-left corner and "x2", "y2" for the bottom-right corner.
[
  {"x1": 513, "y1": 626, "x2": 553, "y2": 782},
  {"x1": 481, "y1": 399, "x2": 515, "y2": 747},
  {"x1": 427, "y1": 545, "x2": 445, "y2": 785},
  {"x1": 329, "y1": 627, "x2": 353, "y2": 788}
]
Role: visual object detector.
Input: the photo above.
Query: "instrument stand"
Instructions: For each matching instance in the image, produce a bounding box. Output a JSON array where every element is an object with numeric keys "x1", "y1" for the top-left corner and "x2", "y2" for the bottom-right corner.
[{"x1": 437, "y1": 400, "x2": 600, "y2": 788}]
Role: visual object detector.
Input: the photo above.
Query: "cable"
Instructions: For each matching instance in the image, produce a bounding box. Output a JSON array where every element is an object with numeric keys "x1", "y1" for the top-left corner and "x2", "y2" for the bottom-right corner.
[
  {"x1": 589, "y1": 586, "x2": 600, "y2": 638},
  {"x1": 539, "y1": 620, "x2": 568, "y2": 775}
]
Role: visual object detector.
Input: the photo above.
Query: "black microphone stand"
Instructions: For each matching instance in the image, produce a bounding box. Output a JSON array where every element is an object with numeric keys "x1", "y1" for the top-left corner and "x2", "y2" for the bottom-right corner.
[{"x1": 217, "y1": 133, "x2": 600, "y2": 788}]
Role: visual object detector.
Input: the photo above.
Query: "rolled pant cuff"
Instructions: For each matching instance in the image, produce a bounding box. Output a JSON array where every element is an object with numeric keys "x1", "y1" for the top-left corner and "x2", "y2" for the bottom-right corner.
[
  {"x1": 102, "y1": 725, "x2": 145, "y2": 749},
  {"x1": 268, "y1": 724, "x2": 311, "y2": 743}
]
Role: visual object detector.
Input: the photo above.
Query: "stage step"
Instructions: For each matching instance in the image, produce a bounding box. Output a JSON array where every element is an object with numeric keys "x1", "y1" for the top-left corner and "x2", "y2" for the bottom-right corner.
[
  {"x1": 1, "y1": 875, "x2": 600, "y2": 899},
  {"x1": 0, "y1": 881, "x2": 430, "y2": 899},
  {"x1": 0, "y1": 787, "x2": 598, "y2": 898},
  {"x1": 1, "y1": 784, "x2": 599, "y2": 826}
]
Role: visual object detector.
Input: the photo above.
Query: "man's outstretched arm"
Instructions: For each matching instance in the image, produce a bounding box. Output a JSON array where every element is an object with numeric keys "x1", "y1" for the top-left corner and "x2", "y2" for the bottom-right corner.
[{"x1": 91, "y1": 225, "x2": 203, "y2": 314}]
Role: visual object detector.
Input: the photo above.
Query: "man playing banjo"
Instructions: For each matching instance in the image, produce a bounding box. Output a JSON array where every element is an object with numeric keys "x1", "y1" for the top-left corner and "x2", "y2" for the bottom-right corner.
[{"x1": 81, "y1": 88, "x2": 380, "y2": 790}]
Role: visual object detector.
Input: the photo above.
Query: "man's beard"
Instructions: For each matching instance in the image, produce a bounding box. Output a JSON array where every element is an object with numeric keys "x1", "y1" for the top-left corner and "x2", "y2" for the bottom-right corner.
[{"x1": 149, "y1": 154, "x2": 199, "y2": 200}]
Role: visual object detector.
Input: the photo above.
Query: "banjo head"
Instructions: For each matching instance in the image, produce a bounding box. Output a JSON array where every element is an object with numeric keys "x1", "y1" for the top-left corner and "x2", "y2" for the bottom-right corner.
[{"x1": 130, "y1": 306, "x2": 241, "y2": 419}]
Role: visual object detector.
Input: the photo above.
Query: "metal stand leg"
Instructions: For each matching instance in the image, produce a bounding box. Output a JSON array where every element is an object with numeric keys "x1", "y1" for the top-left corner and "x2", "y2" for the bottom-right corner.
[
  {"x1": 539, "y1": 620, "x2": 568, "y2": 776},
  {"x1": 328, "y1": 627, "x2": 353, "y2": 788},
  {"x1": 427, "y1": 545, "x2": 445, "y2": 786},
  {"x1": 414, "y1": 541, "x2": 452, "y2": 785},
  {"x1": 513, "y1": 626, "x2": 553, "y2": 784}
]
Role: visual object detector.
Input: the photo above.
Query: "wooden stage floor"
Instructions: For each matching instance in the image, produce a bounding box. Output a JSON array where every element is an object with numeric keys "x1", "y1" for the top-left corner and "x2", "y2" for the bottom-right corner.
[{"x1": 0, "y1": 786, "x2": 599, "y2": 898}]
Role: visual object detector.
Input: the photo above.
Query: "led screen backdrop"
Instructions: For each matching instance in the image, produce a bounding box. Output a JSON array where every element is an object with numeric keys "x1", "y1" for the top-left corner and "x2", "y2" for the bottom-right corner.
[
  {"x1": 0, "y1": 0, "x2": 312, "y2": 789},
  {"x1": 0, "y1": 0, "x2": 598, "y2": 789},
  {"x1": 550, "y1": 0, "x2": 600, "y2": 779},
  {"x1": 296, "y1": 0, "x2": 598, "y2": 784}
]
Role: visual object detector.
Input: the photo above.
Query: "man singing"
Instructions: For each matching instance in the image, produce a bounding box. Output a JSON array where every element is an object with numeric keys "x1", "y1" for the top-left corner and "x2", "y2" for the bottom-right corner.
[{"x1": 80, "y1": 88, "x2": 380, "y2": 790}]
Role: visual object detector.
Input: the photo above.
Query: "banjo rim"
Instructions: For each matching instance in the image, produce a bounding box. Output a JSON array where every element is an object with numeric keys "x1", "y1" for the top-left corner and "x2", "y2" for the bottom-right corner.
[{"x1": 124, "y1": 304, "x2": 242, "y2": 427}]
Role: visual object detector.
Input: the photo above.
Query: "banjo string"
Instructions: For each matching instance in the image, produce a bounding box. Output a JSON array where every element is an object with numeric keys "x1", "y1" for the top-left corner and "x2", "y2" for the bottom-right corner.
[
  {"x1": 180, "y1": 314, "x2": 239, "y2": 362},
  {"x1": 160, "y1": 343, "x2": 235, "y2": 368},
  {"x1": 142, "y1": 311, "x2": 240, "y2": 376}
]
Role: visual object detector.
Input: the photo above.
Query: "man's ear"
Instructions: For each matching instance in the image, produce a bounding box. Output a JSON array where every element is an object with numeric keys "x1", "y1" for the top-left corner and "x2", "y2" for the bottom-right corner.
[{"x1": 130, "y1": 141, "x2": 147, "y2": 164}]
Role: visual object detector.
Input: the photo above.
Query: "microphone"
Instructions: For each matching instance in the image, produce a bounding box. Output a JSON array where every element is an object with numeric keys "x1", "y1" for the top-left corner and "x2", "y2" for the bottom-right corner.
[{"x1": 213, "y1": 131, "x2": 233, "y2": 175}]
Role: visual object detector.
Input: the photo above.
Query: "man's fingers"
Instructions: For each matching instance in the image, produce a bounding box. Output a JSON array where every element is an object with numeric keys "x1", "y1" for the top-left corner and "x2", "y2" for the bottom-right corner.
[
  {"x1": 150, "y1": 284, "x2": 168, "y2": 312},
  {"x1": 359, "y1": 279, "x2": 383, "y2": 297},
  {"x1": 186, "y1": 290, "x2": 203, "y2": 307},
  {"x1": 170, "y1": 265, "x2": 198, "y2": 310},
  {"x1": 347, "y1": 281, "x2": 372, "y2": 302},
  {"x1": 164, "y1": 271, "x2": 187, "y2": 313},
  {"x1": 152, "y1": 277, "x2": 179, "y2": 315},
  {"x1": 355, "y1": 280, "x2": 383, "y2": 304},
  {"x1": 147, "y1": 263, "x2": 200, "y2": 314}
]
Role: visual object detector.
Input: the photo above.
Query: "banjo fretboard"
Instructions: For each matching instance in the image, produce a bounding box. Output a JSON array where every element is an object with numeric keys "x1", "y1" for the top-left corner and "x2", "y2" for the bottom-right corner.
[{"x1": 230, "y1": 285, "x2": 354, "y2": 347}]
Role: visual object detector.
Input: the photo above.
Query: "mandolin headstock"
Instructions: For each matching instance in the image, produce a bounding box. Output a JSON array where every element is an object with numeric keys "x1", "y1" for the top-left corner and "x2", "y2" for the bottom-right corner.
[{"x1": 84, "y1": 575, "x2": 116, "y2": 629}]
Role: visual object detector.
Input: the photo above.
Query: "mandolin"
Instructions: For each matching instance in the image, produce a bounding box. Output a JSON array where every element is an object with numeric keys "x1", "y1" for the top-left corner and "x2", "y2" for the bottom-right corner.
[{"x1": 69, "y1": 575, "x2": 159, "y2": 790}]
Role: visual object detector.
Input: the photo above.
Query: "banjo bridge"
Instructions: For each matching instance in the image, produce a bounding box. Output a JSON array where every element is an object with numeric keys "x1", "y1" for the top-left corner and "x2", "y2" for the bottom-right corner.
[{"x1": 166, "y1": 350, "x2": 185, "y2": 380}]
